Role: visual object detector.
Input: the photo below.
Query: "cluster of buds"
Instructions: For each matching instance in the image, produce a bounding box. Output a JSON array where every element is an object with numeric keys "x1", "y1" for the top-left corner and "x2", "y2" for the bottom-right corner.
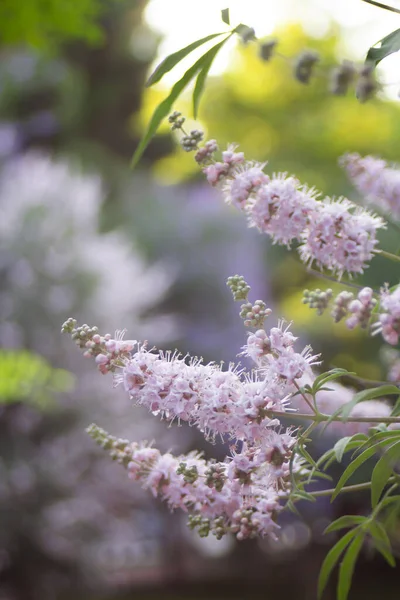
[
  {"x1": 168, "y1": 110, "x2": 185, "y2": 130},
  {"x1": 181, "y1": 129, "x2": 204, "y2": 152},
  {"x1": 176, "y1": 462, "x2": 199, "y2": 484},
  {"x1": 239, "y1": 300, "x2": 272, "y2": 327},
  {"x1": 227, "y1": 274, "x2": 251, "y2": 301},
  {"x1": 302, "y1": 288, "x2": 333, "y2": 316},
  {"x1": 346, "y1": 287, "x2": 377, "y2": 330},
  {"x1": 204, "y1": 462, "x2": 227, "y2": 492},
  {"x1": 294, "y1": 50, "x2": 320, "y2": 84},
  {"x1": 61, "y1": 318, "x2": 135, "y2": 374},
  {"x1": 86, "y1": 424, "x2": 134, "y2": 467},
  {"x1": 331, "y1": 291, "x2": 354, "y2": 323},
  {"x1": 195, "y1": 139, "x2": 218, "y2": 164}
]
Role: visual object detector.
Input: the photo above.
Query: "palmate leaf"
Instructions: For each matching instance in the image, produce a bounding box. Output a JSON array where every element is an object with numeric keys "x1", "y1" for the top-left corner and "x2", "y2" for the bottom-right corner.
[
  {"x1": 131, "y1": 36, "x2": 230, "y2": 168},
  {"x1": 145, "y1": 32, "x2": 226, "y2": 87},
  {"x1": 366, "y1": 28, "x2": 400, "y2": 68}
]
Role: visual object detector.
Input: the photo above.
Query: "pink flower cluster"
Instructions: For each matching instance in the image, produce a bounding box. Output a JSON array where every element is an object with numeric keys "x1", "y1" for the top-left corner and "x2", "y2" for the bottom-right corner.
[
  {"x1": 124, "y1": 439, "x2": 291, "y2": 540},
  {"x1": 200, "y1": 144, "x2": 385, "y2": 278},
  {"x1": 341, "y1": 153, "x2": 400, "y2": 220},
  {"x1": 373, "y1": 285, "x2": 400, "y2": 345},
  {"x1": 119, "y1": 317, "x2": 318, "y2": 444},
  {"x1": 63, "y1": 315, "x2": 316, "y2": 540}
]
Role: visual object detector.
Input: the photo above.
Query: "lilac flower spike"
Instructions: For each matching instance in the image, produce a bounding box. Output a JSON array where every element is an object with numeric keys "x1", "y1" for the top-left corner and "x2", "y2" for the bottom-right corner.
[{"x1": 199, "y1": 142, "x2": 385, "y2": 277}]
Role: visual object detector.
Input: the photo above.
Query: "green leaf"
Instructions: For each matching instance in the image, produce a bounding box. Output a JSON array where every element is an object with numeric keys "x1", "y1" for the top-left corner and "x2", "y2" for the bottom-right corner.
[
  {"x1": 337, "y1": 534, "x2": 364, "y2": 600},
  {"x1": 333, "y1": 437, "x2": 352, "y2": 463},
  {"x1": 221, "y1": 8, "x2": 230, "y2": 25},
  {"x1": 332, "y1": 444, "x2": 381, "y2": 501},
  {"x1": 321, "y1": 385, "x2": 399, "y2": 434},
  {"x1": 312, "y1": 369, "x2": 354, "y2": 395},
  {"x1": 318, "y1": 529, "x2": 357, "y2": 599},
  {"x1": 234, "y1": 23, "x2": 256, "y2": 42},
  {"x1": 297, "y1": 444, "x2": 318, "y2": 468},
  {"x1": 391, "y1": 395, "x2": 400, "y2": 416},
  {"x1": 324, "y1": 516, "x2": 367, "y2": 534},
  {"x1": 131, "y1": 41, "x2": 227, "y2": 168},
  {"x1": 366, "y1": 28, "x2": 400, "y2": 68},
  {"x1": 371, "y1": 440, "x2": 400, "y2": 507},
  {"x1": 341, "y1": 385, "x2": 400, "y2": 421},
  {"x1": 193, "y1": 35, "x2": 232, "y2": 118},
  {"x1": 368, "y1": 521, "x2": 395, "y2": 567},
  {"x1": 145, "y1": 32, "x2": 225, "y2": 87}
]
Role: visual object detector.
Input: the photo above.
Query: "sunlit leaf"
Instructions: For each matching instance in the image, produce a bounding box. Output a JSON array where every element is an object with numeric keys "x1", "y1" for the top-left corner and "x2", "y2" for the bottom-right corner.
[
  {"x1": 132, "y1": 41, "x2": 227, "y2": 168},
  {"x1": 193, "y1": 35, "x2": 232, "y2": 118},
  {"x1": 146, "y1": 32, "x2": 226, "y2": 87},
  {"x1": 366, "y1": 28, "x2": 400, "y2": 68},
  {"x1": 221, "y1": 8, "x2": 230, "y2": 25}
]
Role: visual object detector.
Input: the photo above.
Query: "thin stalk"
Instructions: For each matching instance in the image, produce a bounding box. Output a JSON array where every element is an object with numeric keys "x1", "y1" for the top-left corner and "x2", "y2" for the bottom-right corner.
[
  {"x1": 310, "y1": 476, "x2": 397, "y2": 498},
  {"x1": 376, "y1": 249, "x2": 400, "y2": 264},
  {"x1": 272, "y1": 409, "x2": 400, "y2": 425},
  {"x1": 361, "y1": 0, "x2": 400, "y2": 15}
]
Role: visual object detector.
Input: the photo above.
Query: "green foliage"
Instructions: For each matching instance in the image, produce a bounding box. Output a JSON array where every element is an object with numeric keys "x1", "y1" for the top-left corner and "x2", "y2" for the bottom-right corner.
[
  {"x1": 131, "y1": 33, "x2": 233, "y2": 167},
  {"x1": 0, "y1": 350, "x2": 74, "y2": 407},
  {"x1": 366, "y1": 27, "x2": 400, "y2": 68},
  {"x1": 0, "y1": 0, "x2": 119, "y2": 50},
  {"x1": 145, "y1": 32, "x2": 226, "y2": 87}
]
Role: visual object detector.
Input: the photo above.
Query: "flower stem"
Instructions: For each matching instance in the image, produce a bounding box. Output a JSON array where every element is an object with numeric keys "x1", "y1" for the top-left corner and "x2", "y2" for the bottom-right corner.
[
  {"x1": 309, "y1": 476, "x2": 396, "y2": 498},
  {"x1": 360, "y1": 0, "x2": 400, "y2": 15},
  {"x1": 376, "y1": 249, "x2": 400, "y2": 264},
  {"x1": 272, "y1": 409, "x2": 400, "y2": 425}
]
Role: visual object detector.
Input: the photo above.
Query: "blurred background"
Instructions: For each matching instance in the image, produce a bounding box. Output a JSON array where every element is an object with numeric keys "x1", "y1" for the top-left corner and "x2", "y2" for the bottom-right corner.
[{"x1": 1, "y1": 1, "x2": 400, "y2": 599}]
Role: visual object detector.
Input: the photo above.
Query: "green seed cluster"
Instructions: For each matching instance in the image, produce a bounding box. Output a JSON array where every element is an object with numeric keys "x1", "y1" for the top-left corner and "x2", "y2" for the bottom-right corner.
[
  {"x1": 227, "y1": 275, "x2": 250, "y2": 301},
  {"x1": 302, "y1": 288, "x2": 333, "y2": 316}
]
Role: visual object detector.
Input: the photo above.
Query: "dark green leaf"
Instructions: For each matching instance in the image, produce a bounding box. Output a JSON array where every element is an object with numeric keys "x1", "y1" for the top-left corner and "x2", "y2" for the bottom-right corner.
[
  {"x1": 312, "y1": 368, "x2": 354, "y2": 395},
  {"x1": 234, "y1": 23, "x2": 256, "y2": 42},
  {"x1": 341, "y1": 385, "x2": 400, "y2": 420},
  {"x1": 337, "y1": 534, "x2": 364, "y2": 600},
  {"x1": 292, "y1": 489, "x2": 317, "y2": 503},
  {"x1": 193, "y1": 36, "x2": 232, "y2": 118},
  {"x1": 391, "y1": 395, "x2": 400, "y2": 416},
  {"x1": 318, "y1": 529, "x2": 357, "y2": 599},
  {"x1": 297, "y1": 444, "x2": 318, "y2": 468},
  {"x1": 371, "y1": 440, "x2": 400, "y2": 507},
  {"x1": 321, "y1": 385, "x2": 399, "y2": 434},
  {"x1": 325, "y1": 516, "x2": 367, "y2": 534},
  {"x1": 333, "y1": 437, "x2": 352, "y2": 463},
  {"x1": 366, "y1": 28, "x2": 400, "y2": 68},
  {"x1": 146, "y1": 32, "x2": 225, "y2": 87},
  {"x1": 221, "y1": 8, "x2": 230, "y2": 25},
  {"x1": 332, "y1": 444, "x2": 380, "y2": 501},
  {"x1": 368, "y1": 521, "x2": 395, "y2": 567}
]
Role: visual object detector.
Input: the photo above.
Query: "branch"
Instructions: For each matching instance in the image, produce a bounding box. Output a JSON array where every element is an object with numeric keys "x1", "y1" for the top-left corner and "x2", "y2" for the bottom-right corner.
[{"x1": 361, "y1": 0, "x2": 400, "y2": 15}]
